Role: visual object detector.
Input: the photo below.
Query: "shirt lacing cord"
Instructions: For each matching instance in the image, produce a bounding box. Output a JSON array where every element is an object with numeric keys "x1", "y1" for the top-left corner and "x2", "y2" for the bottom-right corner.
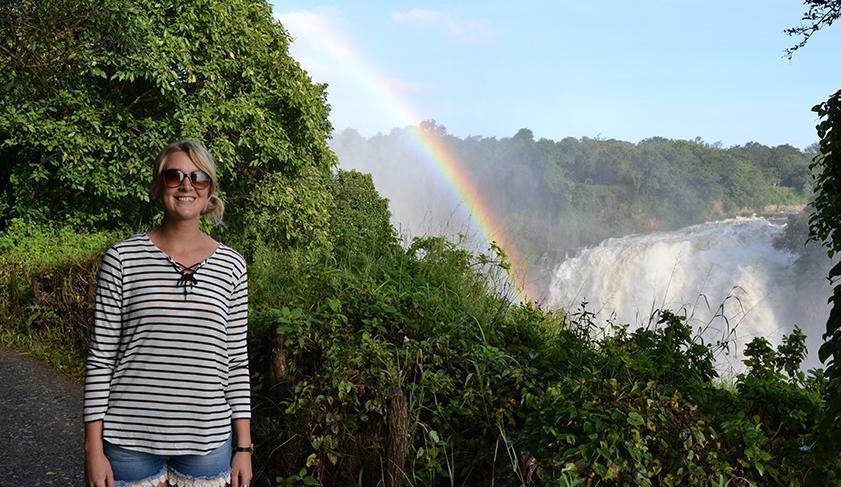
[{"x1": 171, "y1": 260, "x2": 201, "y2": 300}]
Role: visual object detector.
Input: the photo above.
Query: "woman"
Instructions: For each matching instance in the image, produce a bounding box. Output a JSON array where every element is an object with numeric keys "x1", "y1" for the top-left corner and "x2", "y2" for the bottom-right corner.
[{"x1": 84, "y1": 140, "x2": 252, "y2": 487}]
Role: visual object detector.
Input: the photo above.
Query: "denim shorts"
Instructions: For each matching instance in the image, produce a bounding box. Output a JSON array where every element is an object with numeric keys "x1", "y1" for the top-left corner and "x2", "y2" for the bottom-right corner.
[{"x1": 103, "y1": 433, "x2": 232, "y2": 487}]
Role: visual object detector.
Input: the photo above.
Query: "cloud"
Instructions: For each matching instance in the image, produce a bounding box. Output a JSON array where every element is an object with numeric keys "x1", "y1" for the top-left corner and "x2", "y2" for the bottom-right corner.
[
  {"x1": 274, "y1": 7, "x2": 352, "y2": 56},
  {"x1": 392, "y1": 8, "x2": 495, "y2": 45}
]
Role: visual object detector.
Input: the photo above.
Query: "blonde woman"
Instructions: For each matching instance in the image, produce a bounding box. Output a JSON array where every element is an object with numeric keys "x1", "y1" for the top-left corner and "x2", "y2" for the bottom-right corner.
[{"x1": 84, "y1": 140, "x2": 252, "y2": 487}]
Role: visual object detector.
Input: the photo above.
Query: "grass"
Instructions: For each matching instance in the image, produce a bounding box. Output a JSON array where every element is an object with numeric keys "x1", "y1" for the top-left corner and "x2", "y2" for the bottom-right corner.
[{"x1": 0, "y1": 326, "x2": 87, "y2": 382}]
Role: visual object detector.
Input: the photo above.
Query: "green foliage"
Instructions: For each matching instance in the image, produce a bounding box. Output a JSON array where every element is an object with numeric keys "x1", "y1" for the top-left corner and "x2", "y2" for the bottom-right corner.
[
  {"x1": 2, "y1": 210, "x2": 839, "y2": 484},
  {"x1": 239, "y1": 166, "x2": 333, "y2": 255},
  {"x1": 327, "y1": 170, "x2": 397, "y2": 261},
  {"x1": 521, "y1": 323, "x2": 834, "y2": 485},
  {"x1": 810, "y1": 92, "x2": 841, "y2": 259},
  {"x1": 238, "y1": 194, "x2": 840, "y2": 486},
  {"x1": 248, "y1": 232, "x2": 545, "y2": 485},
  {"x1": 0, "y1": 219, "x2": 122, "y2": 280},
  {"x1": 731, "y1": 330, "x2": 832, "y2": 484},
  {"x1": 785, "y1": 0, "x2": 841, "y2": 457},
  {"x1": 600, "y1": 310, "x2": 719, "y2": 386},
  {"x1": 809, "y1": 90, "x2": 841, "y2": 453},
  {"x1": 520, "y1": 311, "x2": 728, "y2": 485},
  {"x1": 0, "y1": 0, "x2": 335, "y2": 236},
  {"x1": 0, "y1": 219, "x2": 128, "y2": 379},
  {"x1": 523, "y1": 375, "x2": 728, "y2": 485}
]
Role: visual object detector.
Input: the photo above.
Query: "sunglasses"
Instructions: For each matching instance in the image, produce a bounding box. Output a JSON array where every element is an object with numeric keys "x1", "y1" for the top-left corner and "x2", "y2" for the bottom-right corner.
[{"x1": 162, "y1": 169, "x2": 211, "y2": 190}]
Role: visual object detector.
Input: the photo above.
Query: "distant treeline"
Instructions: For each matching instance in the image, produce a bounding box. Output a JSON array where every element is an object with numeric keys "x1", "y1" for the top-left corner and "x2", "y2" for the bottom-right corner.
[{"x1": 332, "y1": 124, "x2": 815, "y2": 265}]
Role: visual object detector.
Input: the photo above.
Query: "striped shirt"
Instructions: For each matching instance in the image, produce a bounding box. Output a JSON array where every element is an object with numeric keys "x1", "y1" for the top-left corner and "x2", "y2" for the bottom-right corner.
[{"x1": 83, "y1": 232, "x2": 250, "y2": 455}]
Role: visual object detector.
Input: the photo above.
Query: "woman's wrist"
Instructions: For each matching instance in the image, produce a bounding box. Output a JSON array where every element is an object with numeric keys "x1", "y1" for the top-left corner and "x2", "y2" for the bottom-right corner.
[
  {"x1": 233, "y1": 443, "x2": 254, "y2": 454},
  {"x1": 84, "y1": 442, "x2": 106, "y2": 456},
  {"x1": 231, "y1": 418, "x2": 252, "y2": 453},
  {"x1": 84, "y1": 420, "x2": 105, "y2": 454}
]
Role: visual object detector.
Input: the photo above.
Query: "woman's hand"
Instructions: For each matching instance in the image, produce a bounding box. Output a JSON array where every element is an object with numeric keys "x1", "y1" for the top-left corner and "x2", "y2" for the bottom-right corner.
[
  {"x1": 85, "y1": 421, "x2": 114, "y2": 487},
  {"x1": 85, "y1": 450, "x2": 114, "y2": 487},
  {"x1": 231, "y1": 451, "x2": 253, "y2": 487}
]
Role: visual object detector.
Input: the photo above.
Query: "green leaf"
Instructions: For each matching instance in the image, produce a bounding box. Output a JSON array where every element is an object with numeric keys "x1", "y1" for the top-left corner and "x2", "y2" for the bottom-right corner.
[{"x1": 627, "y1": 412, "x2": 645, "y2": 427}]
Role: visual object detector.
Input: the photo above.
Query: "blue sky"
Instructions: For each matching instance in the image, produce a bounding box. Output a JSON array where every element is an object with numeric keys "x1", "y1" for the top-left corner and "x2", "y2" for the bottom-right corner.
[{"x1": 272, "y1": 1, "x2": 841, "y2": 149}]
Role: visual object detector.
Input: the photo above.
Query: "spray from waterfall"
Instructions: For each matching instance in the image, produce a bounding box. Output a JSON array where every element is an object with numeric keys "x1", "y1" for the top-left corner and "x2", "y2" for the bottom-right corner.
[{"x1": 546, "y1": 217, "x2": 832, "y2": 372}]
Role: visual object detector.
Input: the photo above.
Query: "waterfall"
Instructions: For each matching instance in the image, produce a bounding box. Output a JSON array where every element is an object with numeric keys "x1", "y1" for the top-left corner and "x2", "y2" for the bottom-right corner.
[{"x1": 546, "y1": 217, "x2": 832, "y2": 372}]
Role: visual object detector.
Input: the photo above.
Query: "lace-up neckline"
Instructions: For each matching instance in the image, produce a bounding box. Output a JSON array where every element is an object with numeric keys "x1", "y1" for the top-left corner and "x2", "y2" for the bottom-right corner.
[{"x1": 143, "y1": 232, "x2": 221, "y2": 300}]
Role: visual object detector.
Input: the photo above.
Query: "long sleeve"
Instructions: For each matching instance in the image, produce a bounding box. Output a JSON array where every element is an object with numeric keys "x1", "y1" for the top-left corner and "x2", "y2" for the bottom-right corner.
[
  {"x1": 226, "y1": 264, "x2": 251, "y2": 419},
  {"x1": 83, "y1": 246, "x2": 123, "y2": 422}
]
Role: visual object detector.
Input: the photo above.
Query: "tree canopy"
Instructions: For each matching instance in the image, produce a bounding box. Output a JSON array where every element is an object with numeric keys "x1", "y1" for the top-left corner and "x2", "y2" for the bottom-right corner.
[{"x1": 0, "y1": 0, "x2": 335, "y2": 237}]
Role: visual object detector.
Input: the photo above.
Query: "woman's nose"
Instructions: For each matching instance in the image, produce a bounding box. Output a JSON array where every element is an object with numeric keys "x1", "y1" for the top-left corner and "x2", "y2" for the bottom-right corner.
[{"x1": 179, "y1": 176, "x2": 194, "y2": 190}]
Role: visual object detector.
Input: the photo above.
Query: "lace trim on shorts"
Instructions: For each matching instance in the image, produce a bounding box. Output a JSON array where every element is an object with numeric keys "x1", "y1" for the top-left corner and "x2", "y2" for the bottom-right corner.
[
  {"x1": 115, "y1": 468, "x2": 168, "y2": 487},
  {"x1": 168, "y1": 468, "x2": 231, "y2": 487}
]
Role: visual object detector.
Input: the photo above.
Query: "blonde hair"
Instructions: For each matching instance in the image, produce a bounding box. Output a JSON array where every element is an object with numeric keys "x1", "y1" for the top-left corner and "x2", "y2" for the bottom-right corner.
[{"x1": 150, "y1": 140, "x2": 225, "y2": 226}]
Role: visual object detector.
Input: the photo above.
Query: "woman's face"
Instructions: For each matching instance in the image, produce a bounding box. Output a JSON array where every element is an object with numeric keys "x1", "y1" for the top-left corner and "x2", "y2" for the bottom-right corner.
[{"x1": 159, "y1": 150, "x2": 211, "y2": 222}]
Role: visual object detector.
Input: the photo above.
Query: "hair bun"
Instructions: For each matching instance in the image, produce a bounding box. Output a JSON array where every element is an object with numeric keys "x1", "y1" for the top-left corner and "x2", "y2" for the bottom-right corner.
[{"x1": 203, "y1": 194, "x2": 225, "y2": 227}]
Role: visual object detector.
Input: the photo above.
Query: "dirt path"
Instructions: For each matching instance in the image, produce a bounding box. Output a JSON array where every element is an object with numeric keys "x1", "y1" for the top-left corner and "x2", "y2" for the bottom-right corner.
[{"x1": 0, "y1": 347, "x2": 84, "y2": 486}]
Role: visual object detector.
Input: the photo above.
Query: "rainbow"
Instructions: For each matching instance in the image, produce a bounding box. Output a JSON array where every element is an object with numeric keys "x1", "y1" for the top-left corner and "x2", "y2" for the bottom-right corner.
[
  {"x1": 403, "y1": 127, "x2": 533, "y2": 302},
  {"x1": 279, "y1": 10, "x2": 535, "y2": 302}
]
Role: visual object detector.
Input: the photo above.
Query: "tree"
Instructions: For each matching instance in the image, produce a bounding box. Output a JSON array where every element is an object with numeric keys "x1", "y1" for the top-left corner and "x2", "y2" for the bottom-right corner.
[
  {"x1": 0, "y1": 0, "x2": 335, "y2": 240},
  {"x1": 811, "y1": 91, "x2": 841, "y2": 441},
  {"x1": 786, "y1": 0, "x2": 841, "y2": 449}
]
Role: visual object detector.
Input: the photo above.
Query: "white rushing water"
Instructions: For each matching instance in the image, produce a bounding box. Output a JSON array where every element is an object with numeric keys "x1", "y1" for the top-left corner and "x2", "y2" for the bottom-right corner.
[{"x1": 546, "y1": 217, "x2": 832, "y2": 373}]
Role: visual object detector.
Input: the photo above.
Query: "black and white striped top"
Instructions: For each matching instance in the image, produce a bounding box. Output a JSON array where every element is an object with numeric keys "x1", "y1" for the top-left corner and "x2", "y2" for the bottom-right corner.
[{"x1": 83, "y1": 232, "x2": 250, "y2": 455}]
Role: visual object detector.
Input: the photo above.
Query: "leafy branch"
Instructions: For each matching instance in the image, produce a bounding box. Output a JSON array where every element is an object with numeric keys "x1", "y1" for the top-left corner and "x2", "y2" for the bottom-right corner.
[{"x1": 785, "y1": 0, "x2": 841, "y2": 58}]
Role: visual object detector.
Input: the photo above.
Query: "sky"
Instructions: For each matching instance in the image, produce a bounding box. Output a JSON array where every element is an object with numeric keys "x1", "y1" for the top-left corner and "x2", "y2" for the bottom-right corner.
[{"x1": 272, "y1": 1, "x2": 841, "y2": 149}]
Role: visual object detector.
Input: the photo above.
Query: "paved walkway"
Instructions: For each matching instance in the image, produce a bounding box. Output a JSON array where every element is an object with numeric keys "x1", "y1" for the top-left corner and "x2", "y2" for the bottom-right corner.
[{"x1": 0, "y1": 347, "x2": 84, "y2": 486}]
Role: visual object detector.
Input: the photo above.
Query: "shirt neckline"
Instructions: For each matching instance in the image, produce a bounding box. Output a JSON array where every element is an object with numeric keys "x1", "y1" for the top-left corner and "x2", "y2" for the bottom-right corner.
[{"x1": 142, "y1": 232, "x2": 222, "y2": 272}]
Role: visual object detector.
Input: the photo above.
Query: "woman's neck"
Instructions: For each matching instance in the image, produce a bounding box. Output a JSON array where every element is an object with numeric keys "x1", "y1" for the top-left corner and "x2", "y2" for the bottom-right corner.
[{"x1": 153, "y1": 218, "x2": 204, "y2": 247}]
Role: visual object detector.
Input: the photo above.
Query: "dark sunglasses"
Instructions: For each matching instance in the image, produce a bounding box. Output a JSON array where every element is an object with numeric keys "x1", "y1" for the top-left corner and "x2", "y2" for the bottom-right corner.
[{"x1": 162, "y1": 169, "x2": 211, "y2": 190}]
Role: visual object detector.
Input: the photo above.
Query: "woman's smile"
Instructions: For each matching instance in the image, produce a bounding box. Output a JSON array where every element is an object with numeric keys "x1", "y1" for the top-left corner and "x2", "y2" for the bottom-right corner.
[{"x1": 160, "y1": 150, "x2": 209, "y2": 218}]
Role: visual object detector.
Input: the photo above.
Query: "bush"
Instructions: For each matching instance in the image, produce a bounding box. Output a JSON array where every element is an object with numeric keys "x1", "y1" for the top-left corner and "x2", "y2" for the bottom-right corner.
[
  {"x1": 0, "y1": 171, "x2": 836, "y2": 485},
  {"x1": 328, "y1": 170, "x2": 397, "y2": 262},
  {"x1": 248, "y1": 229, "x2": 544, "y2": 485},
  {"x1": 2, "y1": 213, "x2": 839, "y2": 484},
  {"x1": 0, "y1": 219, "x2": 127, "y2": 378},
  {"x1": 238, "y1": 166, "x2": 334, "y2": 256},
  {"x1": 245, "y1": 210, "x2": 841, "y2": 485}
]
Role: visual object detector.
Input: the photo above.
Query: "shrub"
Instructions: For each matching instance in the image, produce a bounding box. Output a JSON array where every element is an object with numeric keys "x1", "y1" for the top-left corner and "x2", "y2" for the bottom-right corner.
[
  {"x1": 2, "y1": 217, "x2": 839, "y2": 484},
  {"x1": 327, "y1": 170, "x2": 397, "y2": 262},
  {"x1": 0, "y1": 219, "x2": 127, "y2": 378},
  {"x1": 238, "y1": 166, "x2": 334, "y2": 256},
  {"x1": 247, "y1": 229, "x2": 556, "y2": 485}
]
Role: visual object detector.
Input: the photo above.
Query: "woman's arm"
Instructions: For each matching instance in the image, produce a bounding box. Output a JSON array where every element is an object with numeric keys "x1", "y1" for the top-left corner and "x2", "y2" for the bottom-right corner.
[
  {"x1": 227, "y1": 260, "x2": 252, "y2": 487},
  {"x1": 231, "y1": 418, "x2": 253, "y2": 487},
  {"x1": 84, "y1": 420, "x2": 114, "y2": 487},
  {"x1": 84, "y1": 246, "x2": 123, "y2": 487},
  {"x1": 225, "y1": 264, "x2": 251, "y2": 417}
]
